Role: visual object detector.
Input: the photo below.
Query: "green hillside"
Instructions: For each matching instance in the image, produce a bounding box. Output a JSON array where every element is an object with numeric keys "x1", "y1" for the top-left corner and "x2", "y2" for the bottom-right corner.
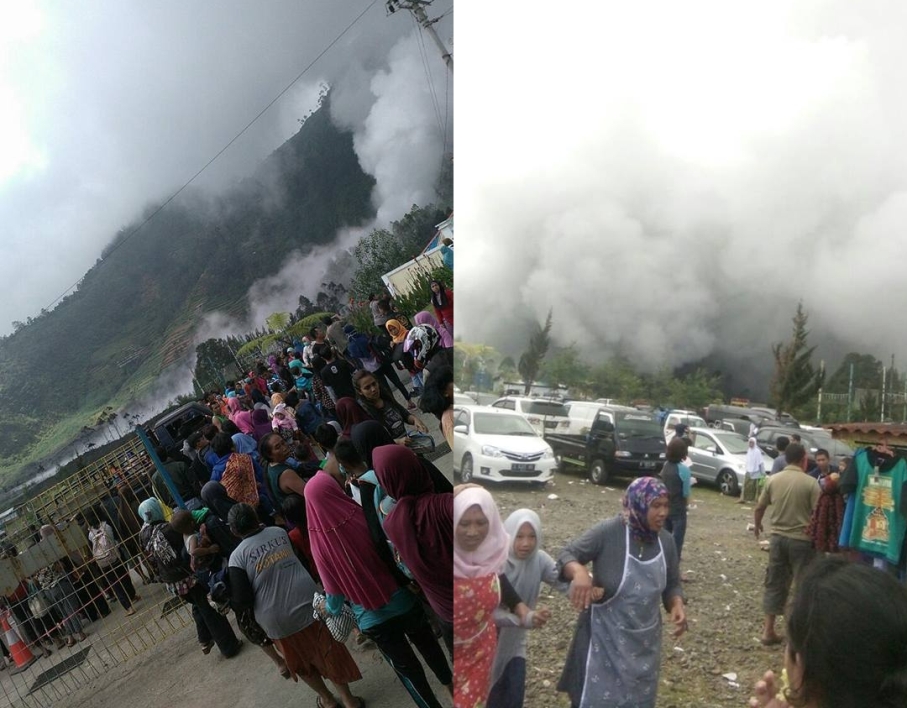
[{"x1": 0, "y1": 95, "x2": 375, "y2": 485}]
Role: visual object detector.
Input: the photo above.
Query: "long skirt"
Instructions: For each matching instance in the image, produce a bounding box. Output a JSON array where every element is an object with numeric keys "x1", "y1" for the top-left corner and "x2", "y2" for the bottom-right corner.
[{"x1": 274, "y1": 620, "x2": 361, "y2": 684}]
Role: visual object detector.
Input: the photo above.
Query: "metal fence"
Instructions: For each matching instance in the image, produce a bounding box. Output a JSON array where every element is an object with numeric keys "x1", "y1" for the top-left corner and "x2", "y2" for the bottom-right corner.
[{"x1": 0, "y1": 435, "x2": 195, "y2": 707}]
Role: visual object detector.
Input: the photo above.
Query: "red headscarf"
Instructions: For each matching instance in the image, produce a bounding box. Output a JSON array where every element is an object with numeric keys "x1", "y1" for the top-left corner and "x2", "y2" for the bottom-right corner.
[
  {"x1": 305, "y1": 471, "x2": 399, "y2": 609},
  {"x1": 374, "y1": 445, "x2": 453, "y2": 621},
  {"x1": 336, "y1": 397, "x2": 372, "y2": 436}
]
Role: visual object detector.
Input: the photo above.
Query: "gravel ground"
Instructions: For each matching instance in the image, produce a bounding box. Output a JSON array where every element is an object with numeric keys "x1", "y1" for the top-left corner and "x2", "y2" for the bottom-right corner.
[{"x1": 484, "y1": 470, "x2": 786, "y2": 708}]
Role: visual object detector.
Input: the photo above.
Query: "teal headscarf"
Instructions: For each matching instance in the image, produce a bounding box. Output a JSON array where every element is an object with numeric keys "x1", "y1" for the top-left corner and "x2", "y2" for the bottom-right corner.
[{"x1": 138, "y1": 498, "x2": 164, "y2": 524}]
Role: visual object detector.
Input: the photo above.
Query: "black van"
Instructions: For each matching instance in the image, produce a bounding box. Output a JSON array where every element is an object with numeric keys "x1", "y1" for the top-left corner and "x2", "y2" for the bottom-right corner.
[
  {"x1": 146, "y1": 402, "x2": 212, "y2": 455},
  {"x1": 547, "y1": 407, "x2": 666, "y2": 484}
]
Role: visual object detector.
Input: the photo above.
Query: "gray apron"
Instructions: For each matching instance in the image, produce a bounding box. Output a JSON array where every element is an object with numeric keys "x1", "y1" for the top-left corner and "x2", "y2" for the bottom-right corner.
[{"x1": 579, "y1": 526, "x2": 666, "y2": 708}]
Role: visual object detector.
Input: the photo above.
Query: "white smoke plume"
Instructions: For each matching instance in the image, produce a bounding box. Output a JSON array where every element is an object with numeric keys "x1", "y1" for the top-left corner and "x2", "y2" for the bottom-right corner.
[
  {"x1": 457, "y1": 1, "x2": 907, "y2": 389},
  {"x1": 150, "y1": 25, "x2": 452, "y2": 404}
]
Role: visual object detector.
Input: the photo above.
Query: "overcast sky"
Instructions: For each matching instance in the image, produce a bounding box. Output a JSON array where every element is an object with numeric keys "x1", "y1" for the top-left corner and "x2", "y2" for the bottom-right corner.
[
  {"x1": 0, "y1": 1, "x2": 452, "y2": 336},
  {"x1": 456, "y1": 1, "x2": 907, "y2": 384}
]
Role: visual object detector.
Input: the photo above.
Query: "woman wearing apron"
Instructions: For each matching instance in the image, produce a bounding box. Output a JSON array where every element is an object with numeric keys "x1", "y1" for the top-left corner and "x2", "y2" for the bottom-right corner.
[{"x1": 557, "y1": 477, "x2": 687, "y2": 708}]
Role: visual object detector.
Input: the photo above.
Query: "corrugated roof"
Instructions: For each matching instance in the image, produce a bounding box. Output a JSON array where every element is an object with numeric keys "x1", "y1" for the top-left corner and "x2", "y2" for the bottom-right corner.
[{"x1": 826, "y1": 423, "x2": 907, "y2": 438}]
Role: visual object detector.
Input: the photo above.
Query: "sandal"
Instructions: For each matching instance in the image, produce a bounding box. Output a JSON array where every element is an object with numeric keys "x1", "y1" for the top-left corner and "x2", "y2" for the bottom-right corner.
[
  {"x1": 65, "y1": 638, "x2": 75, "y2": 648},
  {"x1": 201, "y1": 641, "x2": 214, "y2": 655},
  {"x1": 760, "y1": 636, "x2": 784, "y2": 646},
  {"x1": 278, "y1": 663, "x2": 291, "y2": 680}
]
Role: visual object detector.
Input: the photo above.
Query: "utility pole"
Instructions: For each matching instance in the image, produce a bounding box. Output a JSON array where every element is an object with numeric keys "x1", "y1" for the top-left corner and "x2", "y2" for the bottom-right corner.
[
  {"x1": 386, "y1": 1, "x2": 452, "y2": 70},
  {"x1": 847, "y1": 363, "x2": 854, "y2": 422}
]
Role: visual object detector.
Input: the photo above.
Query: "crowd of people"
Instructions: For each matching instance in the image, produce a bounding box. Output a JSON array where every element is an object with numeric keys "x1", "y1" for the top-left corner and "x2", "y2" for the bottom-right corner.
[
  {"x1": 450, "y1": 427, "x2": 907, "y2": 708},
  {"x1": 0, "y1": 294, "x2": 458, "y2": 707}
]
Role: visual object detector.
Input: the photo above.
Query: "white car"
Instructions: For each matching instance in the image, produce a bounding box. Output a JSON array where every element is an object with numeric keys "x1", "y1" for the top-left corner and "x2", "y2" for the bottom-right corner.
[
  {"x1": 663, "y1": 410, "x2": 707, "y2": 441},
  {"x1": 452, "y1": 405, "x2": 558, "y2": 485},
  {"x1": 490, "y1": 396, "x2": 570, "y2": 435}
]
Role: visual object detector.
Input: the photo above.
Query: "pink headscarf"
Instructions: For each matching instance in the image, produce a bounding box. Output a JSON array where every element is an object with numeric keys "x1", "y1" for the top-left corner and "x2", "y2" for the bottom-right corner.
[
  {"x1": 305, "y1": 472, "x2": 400, "y2": 609},
  {"x1": 224, "y1": 396, "x2": 254, "y2": 435},
  {"x1": 454, "y1": 487, "x2": 509, "y2": 579},
  {"x1": 414, "y1": 310, "x2": 453, "y2": 348}
]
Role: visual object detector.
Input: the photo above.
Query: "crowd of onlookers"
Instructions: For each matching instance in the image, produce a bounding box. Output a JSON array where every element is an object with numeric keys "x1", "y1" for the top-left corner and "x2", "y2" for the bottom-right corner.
[{"x1": 0, "y1": 291, "x2": 458, "y2": 707}]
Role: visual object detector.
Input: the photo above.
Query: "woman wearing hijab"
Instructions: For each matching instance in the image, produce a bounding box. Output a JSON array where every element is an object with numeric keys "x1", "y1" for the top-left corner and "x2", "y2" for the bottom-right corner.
[
  {"x1": 306, "y1": 469, "x2": 452, "y2": 708},
  {"x1": 413, "y1": 311, "x2": 453, "y2": 349},
  {"x1": 557, "y1": 477, "x2": 687, "y2": 708},
  {"x1": 741, "y1": 437, "x2": 767, "y2": 504},
  {"x1": 386, "y1": 319, "x2": 424, "y2": 398},
  {"x1": 138, "y1": 498, "x2": 242, "y2": 658},
  {"x1": 454, "y1": 487, "x2": 534, "y2": 708},
  {"x1": 250, "y1": 407, "x2": 273, "y2": 442},
  {"x1": 209, "y1": 432, "x2": 262, "y2": 508},
  {"x1": 373, "y1": 445, "x2": 453, "y2": 652},
  {"x1": 335, "y1": 397, "x2": 373, "y2": 437},
  {"x1": 228, "y1": 503, "x2": 364, "y2": 707},
  {"x1": 225, "y1": 396, "x2": 255, "y2": 435},
  {"x1": 489, "y1": 510, "x2": 567, "y2": 708}
]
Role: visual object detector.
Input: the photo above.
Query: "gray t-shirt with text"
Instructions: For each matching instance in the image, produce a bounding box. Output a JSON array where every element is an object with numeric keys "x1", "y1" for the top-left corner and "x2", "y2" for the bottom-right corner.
[{"x1": 229, "y1": 526, "x2": 316, "y2": 639}]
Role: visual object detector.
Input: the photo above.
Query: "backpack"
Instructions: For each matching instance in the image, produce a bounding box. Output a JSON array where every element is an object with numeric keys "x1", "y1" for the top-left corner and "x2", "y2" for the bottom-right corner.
[
  {"x1": 91, "y1": 524, "x2": 117, "y2": 568},
  {"x1": 146, "y1": 524, "x2": 188, "y2": 583}
]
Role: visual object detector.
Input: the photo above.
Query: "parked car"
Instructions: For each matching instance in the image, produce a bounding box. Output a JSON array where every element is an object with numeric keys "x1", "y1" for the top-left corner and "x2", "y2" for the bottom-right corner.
[
  {"x1": 490, "y1": 396, "x2": 571, "y2": 435},
  {"x1": 686, "y1": 427, "x2": 773, "y2": 496},
  {"x1": 547, "y1": 407, "x2": 666, "y2": 485},
  {"x1": 452, "y1": 405, "x2": 558, "y2": 485},
  {"x1": 146, "y1": 402, "x2": 212, "y2": 456},
  {"x1": 453, "y1": 392, "x2": 476, "y2": 406},
  {"x1": 755, "y1": 426, "x2": 853, "y2": 464},
  {"x1": 663, "y1": 410, "x2": 707, "y2": 441}
]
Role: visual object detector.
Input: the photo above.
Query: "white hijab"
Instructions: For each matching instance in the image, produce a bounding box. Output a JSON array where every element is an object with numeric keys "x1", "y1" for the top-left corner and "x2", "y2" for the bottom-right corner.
[{"x1": 745, "y1": 437, "x2": 764, "y2": 472}]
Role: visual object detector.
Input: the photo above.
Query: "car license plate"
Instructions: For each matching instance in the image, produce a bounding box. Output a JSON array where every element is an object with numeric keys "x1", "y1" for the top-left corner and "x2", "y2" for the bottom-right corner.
[
  {"x1": 544, "y1": 420, "x2": 558, "y2": 428},
  {"x1": 512, "y1": 463, "x2": 535, "y2": 472},
  {"x1": 641, "y1": 462, "x2": 656, "y2": 469}
]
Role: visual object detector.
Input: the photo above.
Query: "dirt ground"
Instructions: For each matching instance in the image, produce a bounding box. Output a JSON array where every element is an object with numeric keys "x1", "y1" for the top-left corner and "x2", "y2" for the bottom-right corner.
[{"x1": 486, "y1": 470, "x2": 786, "y2": 708}]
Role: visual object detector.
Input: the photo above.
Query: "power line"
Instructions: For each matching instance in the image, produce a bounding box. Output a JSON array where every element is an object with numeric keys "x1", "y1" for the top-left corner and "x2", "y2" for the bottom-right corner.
[
  {"x1": 410, "y1": 14, "x2": 445, "y2": 139},
  {"x1": 43, "y1": 0, "x2": 379, "y2": 313}
]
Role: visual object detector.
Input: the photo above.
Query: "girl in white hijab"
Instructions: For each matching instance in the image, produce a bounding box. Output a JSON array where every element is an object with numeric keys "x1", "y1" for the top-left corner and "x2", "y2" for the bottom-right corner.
[
  {"x1": 740, "y1": 437, "x2": 766, "y2": 504},
  {"x1": 487, "y1": 509, "x2": 569, "y2": 708}
]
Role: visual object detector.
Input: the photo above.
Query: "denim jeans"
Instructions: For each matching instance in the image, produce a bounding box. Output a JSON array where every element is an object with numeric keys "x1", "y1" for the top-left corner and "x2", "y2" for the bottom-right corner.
[{"x1": 665, "y1": 510, "x2": 688, "y2": 561}]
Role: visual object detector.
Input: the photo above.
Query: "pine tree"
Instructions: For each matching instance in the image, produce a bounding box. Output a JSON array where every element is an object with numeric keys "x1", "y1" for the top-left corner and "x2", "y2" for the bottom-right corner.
[
  {"x1": 770, "y1": 303, "x2": 824, "y2": 414},
  {"x1": 518, "y1": 310, "x2": 553, "y2": 395}
]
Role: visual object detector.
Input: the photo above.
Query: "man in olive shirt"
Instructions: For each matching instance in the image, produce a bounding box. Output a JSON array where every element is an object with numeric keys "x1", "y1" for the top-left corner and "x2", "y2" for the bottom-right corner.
[{"x1": 753, "y1": 442, "x2": 820, "y2": 645}]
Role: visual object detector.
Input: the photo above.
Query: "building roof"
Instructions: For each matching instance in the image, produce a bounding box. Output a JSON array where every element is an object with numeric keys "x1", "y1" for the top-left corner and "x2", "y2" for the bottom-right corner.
[{"x1": 826, "y1": 422, "x2": 907, "y2": 440}]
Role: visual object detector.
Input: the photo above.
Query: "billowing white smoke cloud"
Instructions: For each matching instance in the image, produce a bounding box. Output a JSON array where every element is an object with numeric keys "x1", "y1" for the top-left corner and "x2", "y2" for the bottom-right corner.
[
  {"x1": 457, "y1": 1, "x2": 907, "y2": 384},
  {"x1": 151, "y1": 26, "x2": 452, "y2": 404}
]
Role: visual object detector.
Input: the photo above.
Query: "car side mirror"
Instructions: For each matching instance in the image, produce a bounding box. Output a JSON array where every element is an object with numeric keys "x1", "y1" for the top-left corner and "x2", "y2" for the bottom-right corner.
[
  {"x1": 705, "y1": 446, "x2": 717, "y2": 454},
  {"x1": 453, "y1": 425, "x2": 468, "y2": 435}
]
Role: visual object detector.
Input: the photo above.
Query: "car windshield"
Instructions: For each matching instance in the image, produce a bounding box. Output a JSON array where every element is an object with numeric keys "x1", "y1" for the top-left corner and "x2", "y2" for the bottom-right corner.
[
  {"x1": 474, "y1": 413, "x2": 538, "y2": 436},
  {"x1": 616, "y1": 412, "x2": 663, "y2": 438},
  {"x1": 675, "y1": 415, "x2": 706, "y2": 428},
  {"x1": 712, "y1": 433, "x2": 750, "y2": 454},
  {"x1": 523, "y1": 401, "x2": 569, "y2": 417}
]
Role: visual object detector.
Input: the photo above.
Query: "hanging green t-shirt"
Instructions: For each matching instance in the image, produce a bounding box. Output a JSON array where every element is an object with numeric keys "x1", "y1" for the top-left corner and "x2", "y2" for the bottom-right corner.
[{"x1": 849, "y1": 450, "x2": 907, "y2": 564}]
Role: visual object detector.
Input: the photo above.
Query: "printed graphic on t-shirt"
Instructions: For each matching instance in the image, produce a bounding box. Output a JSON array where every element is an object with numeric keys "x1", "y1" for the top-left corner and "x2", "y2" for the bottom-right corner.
[{"x1": 861, "y1": 476, "x2": 894, "y2": 545}]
